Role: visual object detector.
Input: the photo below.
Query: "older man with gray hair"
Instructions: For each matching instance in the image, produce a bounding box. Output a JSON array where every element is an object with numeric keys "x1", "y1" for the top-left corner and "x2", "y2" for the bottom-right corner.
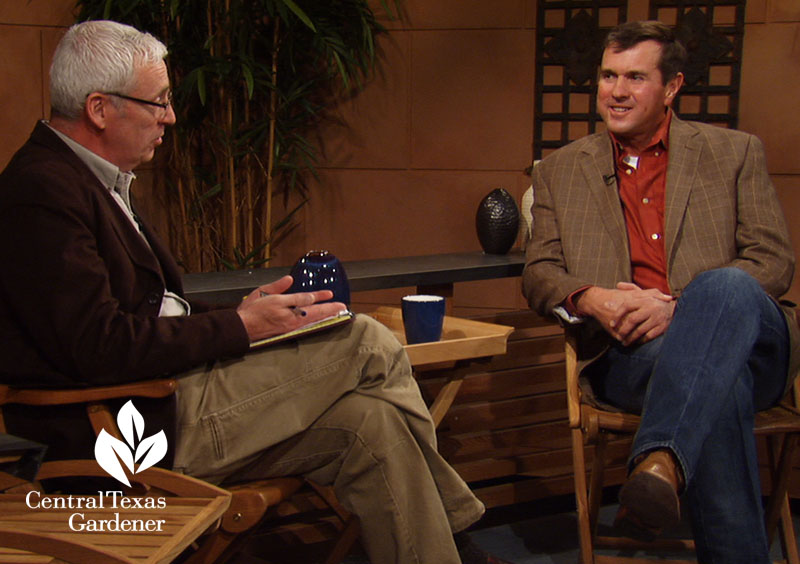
[{"x1": 0, "y1": 20, "x2": 513, "y2": 564}]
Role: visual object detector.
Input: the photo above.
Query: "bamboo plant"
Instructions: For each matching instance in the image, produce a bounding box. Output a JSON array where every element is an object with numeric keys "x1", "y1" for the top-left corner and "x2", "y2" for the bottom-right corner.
[{"x1": 74, "y1": 0, "x2": 398, "y2": 271}]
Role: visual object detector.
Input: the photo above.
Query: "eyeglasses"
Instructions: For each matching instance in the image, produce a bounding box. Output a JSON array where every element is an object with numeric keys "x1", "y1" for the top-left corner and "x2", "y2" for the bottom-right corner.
[{"x1": 106, "y1": 91, "x2": 173, "y2": 113}]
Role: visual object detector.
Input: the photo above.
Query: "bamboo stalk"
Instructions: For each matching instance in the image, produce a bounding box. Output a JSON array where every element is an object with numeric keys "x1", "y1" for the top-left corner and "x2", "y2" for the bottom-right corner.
[
  {"x1": 226, "y1": 98, "x2": 237, "y2": 261},
  {"x1": 244, "y1": 91, "x2": 254, "y2": 259},
  {"x1": 224, "y1": 0, "x2": 237, "y2": 263},
  {"x1": 172, "y1": 136, "x2": 191, "y2": 270},
  {"x1": 264, "y1": 17, "x2": 279, "y2": 262},
  {"x1": 188, "y1": 135, "x2": 202, "y2": 272}
]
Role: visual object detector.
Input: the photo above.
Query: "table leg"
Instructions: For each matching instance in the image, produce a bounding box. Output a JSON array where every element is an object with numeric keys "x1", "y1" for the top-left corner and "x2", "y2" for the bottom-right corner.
[
  {"x1": 428, "y1": 378, "x2": 464, "y2": 428},
  {"x1": 422, "y1": 360, "x2": 490, "y2": 428}
]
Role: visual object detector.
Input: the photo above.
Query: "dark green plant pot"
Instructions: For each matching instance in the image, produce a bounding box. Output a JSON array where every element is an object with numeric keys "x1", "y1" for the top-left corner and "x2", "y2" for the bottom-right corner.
[{"x1": 475, "y1": 188, "x2": 520, "y2": 255}]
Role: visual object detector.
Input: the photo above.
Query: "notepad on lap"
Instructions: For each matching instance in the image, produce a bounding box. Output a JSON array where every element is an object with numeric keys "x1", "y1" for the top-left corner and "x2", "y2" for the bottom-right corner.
[{"x1": 249, "y1": 309, "x2": 355, "y2": 350}]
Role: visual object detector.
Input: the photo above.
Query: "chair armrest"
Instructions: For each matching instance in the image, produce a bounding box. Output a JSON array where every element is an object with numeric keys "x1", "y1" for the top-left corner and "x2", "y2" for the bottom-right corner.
[
  {"x1": 564, "y1": 330, "x2": 582, "y2": 428},
  {"x1": 33, "y1": 459, "x2": 228, "y2": 498},
  {"x1": 0, "y1": 379, "x2": 177, "y2": 407}
]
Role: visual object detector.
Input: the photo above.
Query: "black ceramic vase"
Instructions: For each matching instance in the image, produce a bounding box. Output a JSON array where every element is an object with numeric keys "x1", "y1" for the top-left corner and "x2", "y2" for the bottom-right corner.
[{"x1": 475, "y1": 188, "x2": 520, "y2": 254}]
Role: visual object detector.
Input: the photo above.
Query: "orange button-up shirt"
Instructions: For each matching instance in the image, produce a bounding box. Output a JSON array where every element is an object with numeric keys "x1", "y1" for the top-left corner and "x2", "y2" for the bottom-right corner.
[
  {"x1": 611, "y1": 111, "x2": 671, "y2": 295},
  {"x1": 566, "y1": 112, "x2": 672, "y2": 316}
]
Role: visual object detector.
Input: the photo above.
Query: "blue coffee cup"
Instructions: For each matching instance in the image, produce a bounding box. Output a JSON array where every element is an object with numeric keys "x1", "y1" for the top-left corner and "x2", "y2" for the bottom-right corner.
[{"x1": 401, "y1": 295, "x2": 445, "y2": 344}]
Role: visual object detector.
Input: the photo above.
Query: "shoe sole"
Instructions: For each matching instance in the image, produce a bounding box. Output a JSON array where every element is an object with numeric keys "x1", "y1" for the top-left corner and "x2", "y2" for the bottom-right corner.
[
  {"x1": 613, "y1": 505, "x2": 659, "y2": 542},
  {"x1": 618, "y1": 471, "x2": 681, "y2": 532}
]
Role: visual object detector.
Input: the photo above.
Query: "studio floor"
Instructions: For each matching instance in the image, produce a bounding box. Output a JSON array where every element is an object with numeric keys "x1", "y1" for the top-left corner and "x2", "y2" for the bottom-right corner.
[
  {"x1": 469, "y1": 499, "x2": 798, "y2": 564},
  {"x1": 241, "y1": 493, "x2": 800, "y2": 563}
]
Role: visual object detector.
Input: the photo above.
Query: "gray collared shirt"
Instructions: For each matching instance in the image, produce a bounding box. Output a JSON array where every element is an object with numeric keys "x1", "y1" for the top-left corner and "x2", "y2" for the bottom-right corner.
[{"x1": 46, "y1": 122, "x2": 190, "y2": 317}]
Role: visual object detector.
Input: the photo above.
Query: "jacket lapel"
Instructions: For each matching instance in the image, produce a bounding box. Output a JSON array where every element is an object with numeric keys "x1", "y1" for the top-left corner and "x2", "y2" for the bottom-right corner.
[
  {"x1": 104, "y1": 193, "x2": 167, "y2": 282},
  {"x1": 579, "y1": 134, "x2": 631, "y2": 267},
  {"x1": 664, "y1": 115, "x2": 701, "y2": 270},
  {"x1": 133, "y1": 203, "x2": 185, "y2": 293},
  {"x1": 32, "y1": 123, "x2": 166, "y2": 282}
]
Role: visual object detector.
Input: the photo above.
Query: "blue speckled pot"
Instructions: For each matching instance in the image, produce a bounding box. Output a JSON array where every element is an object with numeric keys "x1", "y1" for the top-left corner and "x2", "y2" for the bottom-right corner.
[{"x1": 288, "y1": 250, "x2": 351, "y2": 305}]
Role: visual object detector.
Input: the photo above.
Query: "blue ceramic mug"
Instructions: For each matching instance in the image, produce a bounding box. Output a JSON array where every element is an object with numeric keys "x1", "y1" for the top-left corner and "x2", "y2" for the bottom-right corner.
[
  {"x1": 401, "y1": 295, "x2": 445, "y2": 344},
  {"x1": 288, "y1": 250, "x2": 351, "y2": 305}
]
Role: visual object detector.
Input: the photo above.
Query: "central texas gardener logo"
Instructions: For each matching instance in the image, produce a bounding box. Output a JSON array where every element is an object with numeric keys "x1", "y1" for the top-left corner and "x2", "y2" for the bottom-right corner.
[{"x1": 94, "y1": 400, "x2": 168, "y2": 486}]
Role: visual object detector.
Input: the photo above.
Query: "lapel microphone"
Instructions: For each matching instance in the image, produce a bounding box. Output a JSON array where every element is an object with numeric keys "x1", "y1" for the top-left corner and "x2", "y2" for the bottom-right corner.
[{"x1": 602, "y1": 173, "x2": 616, "y2": 186}]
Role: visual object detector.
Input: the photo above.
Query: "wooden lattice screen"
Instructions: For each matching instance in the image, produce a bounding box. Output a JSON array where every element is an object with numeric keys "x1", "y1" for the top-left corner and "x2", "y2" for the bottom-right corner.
[
  {"x1": 534, "y1": 1, "x2": 627, "y2": 160},
  {"x1": 651, "y1": 1, "x2": 746, "y2": 129},
  {"x1": 533, "y1": 0, "x2": 746, "y2": 160}
]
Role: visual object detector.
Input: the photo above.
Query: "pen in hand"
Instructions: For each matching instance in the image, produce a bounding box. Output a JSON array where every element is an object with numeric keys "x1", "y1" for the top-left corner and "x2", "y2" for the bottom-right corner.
[{"x1": 259, "y1": 290, "x2": 306, "y2": 316}]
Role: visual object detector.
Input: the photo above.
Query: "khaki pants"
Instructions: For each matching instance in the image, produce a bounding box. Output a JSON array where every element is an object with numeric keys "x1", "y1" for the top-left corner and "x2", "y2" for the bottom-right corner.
[{"x1": 172, "y1": 314, "x2": 484, "y2": 564}]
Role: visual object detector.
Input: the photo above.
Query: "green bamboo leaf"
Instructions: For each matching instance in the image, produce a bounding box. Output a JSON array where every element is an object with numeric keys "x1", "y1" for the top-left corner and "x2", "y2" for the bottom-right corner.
[
  {"x1": 102, "y1": 0, "x2": 113, "y2": 19},
  {"x1": 272, "y1": 198, "x2": 308, "y2": 231},
  {"x1": 242, "y1": 64, "x2": 255, "y2": 99},
  {"x1": 198, "y1": 183, "x2": 222, "y2": 202},
  {"x1": 197, "y1": 68, "x2": 207, "y2": 106},
  {"x1": 377, "y1": 0, "x2": 399, "y2": 20},
  {"x1": 280, "y1": 0, "x2": 316, "y2": 32},
  {"x1": 240, "y1": 242, "x2": 268, "y2": 263},
  {"x1": 331, "y1": 51, "x2": 349, "y2": 90},
  {"x1": 269, "y1": 222, "x2": 299, "y2": 249}
]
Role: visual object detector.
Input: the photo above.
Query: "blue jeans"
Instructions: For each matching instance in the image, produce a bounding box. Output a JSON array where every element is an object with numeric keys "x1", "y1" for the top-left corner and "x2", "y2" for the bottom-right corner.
[{"x1": 588, "y1": 268, "x2": 790, "y2": 563}]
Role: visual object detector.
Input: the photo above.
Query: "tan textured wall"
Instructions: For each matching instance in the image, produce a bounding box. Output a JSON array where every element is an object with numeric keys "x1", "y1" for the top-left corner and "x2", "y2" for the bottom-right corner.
[
  {"x1": 1, "y1": 0, "x2": 798, "y2": 310},
  {"x1": 0, "y1": 1, "x2": 73, "y2": 170}
]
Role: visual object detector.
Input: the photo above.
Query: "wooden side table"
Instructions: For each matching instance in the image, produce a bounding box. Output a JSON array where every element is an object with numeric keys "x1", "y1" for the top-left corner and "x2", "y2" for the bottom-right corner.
[{"x1": 369, "y1": 307, "x2": 514, "y2": 427}]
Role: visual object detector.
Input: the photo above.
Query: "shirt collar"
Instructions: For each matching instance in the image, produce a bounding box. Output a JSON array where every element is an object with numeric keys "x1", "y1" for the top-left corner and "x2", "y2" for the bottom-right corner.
[
  {"x1": 45, "y1": 121, "x2": 136, "y2": 206},
  {"x1": 610, "y1": 109, "x2": 672, "y2": 161}
]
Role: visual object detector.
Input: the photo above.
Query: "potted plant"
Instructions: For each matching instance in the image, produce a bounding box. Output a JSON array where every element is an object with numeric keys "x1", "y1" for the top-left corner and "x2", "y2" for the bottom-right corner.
[{"x1": 75, "y1": 0, "x2": 399, "y2": 271}]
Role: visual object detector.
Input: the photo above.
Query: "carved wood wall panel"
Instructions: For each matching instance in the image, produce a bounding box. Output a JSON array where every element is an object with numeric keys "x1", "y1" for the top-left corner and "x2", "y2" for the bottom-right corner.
[
  {"x1": 534, "y1": 1, "x2": 627, "y2": 160},
  {"x1": 650, "y1": 1, "x2": 745, "y2": 129},
  {"x1": 533, "y1": 0, "x2": 746, "y2": 160}
]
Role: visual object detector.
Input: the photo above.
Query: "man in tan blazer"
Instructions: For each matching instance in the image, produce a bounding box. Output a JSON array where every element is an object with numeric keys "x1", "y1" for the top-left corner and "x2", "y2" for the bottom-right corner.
[{"x1": 524, "y1": 20, "x2": 799, "y2": 563}]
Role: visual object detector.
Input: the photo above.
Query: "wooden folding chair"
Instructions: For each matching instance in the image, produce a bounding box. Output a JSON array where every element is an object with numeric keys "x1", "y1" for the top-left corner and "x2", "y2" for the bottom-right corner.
[
  {"x1": 0, "y1": 380, "x2": 359, "y2": 564},
  {"x1": 0, "y1": 458, "x2": 231, "y2": 564},
  {"x1": 565, "y1": 328, "x2": 800, "y2": 564}
]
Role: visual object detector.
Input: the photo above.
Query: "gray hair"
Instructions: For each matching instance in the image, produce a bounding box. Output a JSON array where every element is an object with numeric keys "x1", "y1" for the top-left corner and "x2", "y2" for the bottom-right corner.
[{"x1": 50, "y1": 20, "x2": 167, "y2": 120}]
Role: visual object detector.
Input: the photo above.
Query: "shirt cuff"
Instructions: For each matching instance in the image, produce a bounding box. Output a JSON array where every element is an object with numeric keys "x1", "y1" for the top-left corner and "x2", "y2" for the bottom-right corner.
[{"x1": 553, "y1": 305, "x2": 584, "y2": 325}]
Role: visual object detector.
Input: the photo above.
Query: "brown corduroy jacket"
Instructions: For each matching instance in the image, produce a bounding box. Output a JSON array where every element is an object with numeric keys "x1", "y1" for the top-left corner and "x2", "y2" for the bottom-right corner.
[{"x1": 0, "y1": 122, "x2": 250, "y2": 462}]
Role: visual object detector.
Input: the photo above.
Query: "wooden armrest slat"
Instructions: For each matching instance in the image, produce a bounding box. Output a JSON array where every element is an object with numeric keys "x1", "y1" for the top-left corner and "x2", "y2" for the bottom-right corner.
[{"x1": 0, "y1": 380, "x2": 177, "y2": 406}]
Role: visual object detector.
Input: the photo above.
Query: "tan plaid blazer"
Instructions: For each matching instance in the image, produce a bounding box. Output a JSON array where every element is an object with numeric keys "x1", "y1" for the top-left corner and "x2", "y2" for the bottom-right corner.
[{"x1": 523, "y1": 114, "x2": 800, "y2": 381}]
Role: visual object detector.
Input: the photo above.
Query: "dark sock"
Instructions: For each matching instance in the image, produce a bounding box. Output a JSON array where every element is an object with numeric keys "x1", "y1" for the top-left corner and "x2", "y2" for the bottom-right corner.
[
  {"x1": 453, "y1": 531, "x2": 497, "y2": 564},
  {"x1": 454, "y1": 531, "x2": 472, "y2": 550}
]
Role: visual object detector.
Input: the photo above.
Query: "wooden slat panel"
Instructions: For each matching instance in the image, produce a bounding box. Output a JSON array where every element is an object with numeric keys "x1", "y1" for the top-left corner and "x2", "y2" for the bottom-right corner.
[
  {"x1": 474, "y1": 337, "x2": 564, "y2": 372},
  {"x1": 420, "y1": 362, "x2": 566, "y2": 404},
  {"x1": 452, "y1": 439, "x2": 633, "y2": 483},
  {"x1": 470, "y1": 466, "x2": 629, "y2": 509},
  {"x1": 442, "y1": 392, "x2": 567, "y2": 432}
]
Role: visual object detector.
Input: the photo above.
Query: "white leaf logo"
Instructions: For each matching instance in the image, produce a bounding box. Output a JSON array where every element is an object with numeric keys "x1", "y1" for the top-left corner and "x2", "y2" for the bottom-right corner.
[
  {"x1": 118, "y1": 400, "x2": 145, "y2": 447},
  {"x1": 94, "y1": 429, "x2": 135, "y2": 486},
  {"x1": 136, "y1": 430, "x2": 168, "y2": 473},
  {"x1": 94, "y1": 400, "x2": 168, "y2": 486}
]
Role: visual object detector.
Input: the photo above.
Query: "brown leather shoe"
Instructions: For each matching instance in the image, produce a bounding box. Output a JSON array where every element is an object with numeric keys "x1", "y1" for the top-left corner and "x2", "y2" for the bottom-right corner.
[{"x1": 614, "y1": 449, "x2": 684, "y2": 541}]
